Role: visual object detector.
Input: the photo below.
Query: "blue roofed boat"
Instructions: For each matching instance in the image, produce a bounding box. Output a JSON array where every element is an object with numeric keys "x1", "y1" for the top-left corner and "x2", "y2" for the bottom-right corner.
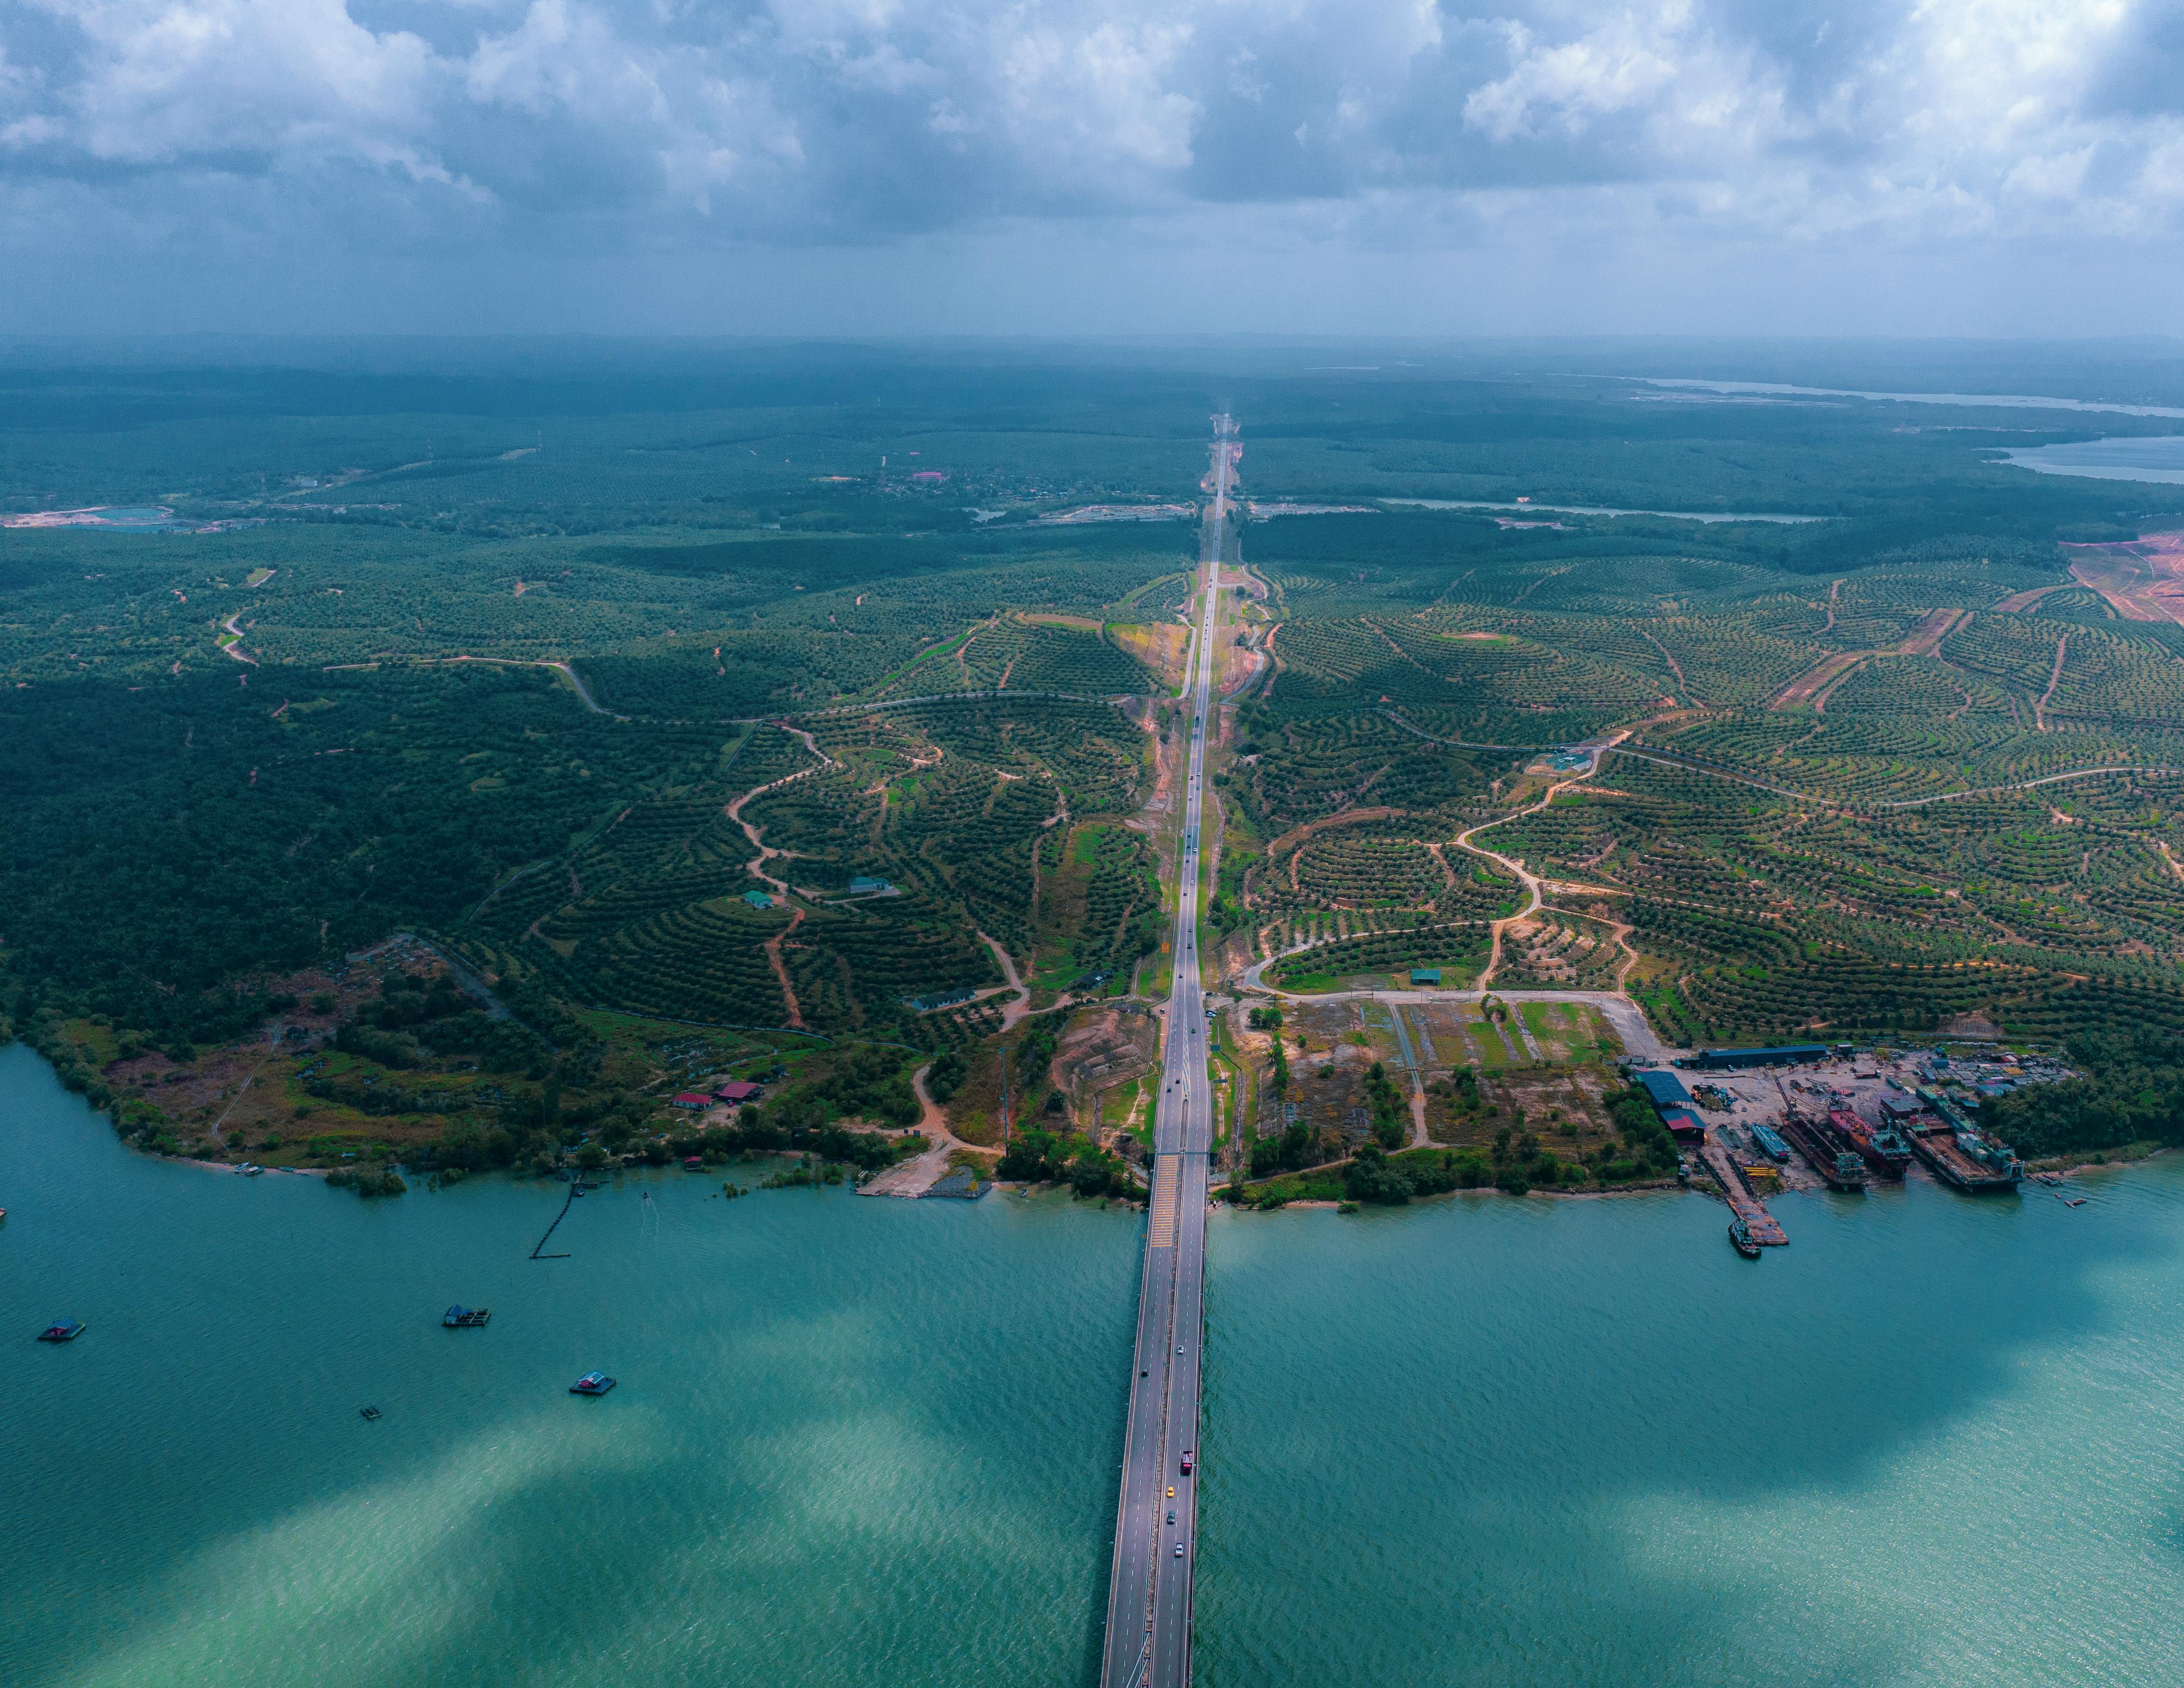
[
  {"x1": 1749, "y1": 1122, "x2": 1793, "y2": 1163},
  {"x1": 571, "y1": 1371, "x2": 616, "y2": 1395},
  {"x1": 443, "y1": 1304, "x2": 491, "y2": 1328},
  {"x1": 38, "y1": 1318, "x2": 87, "y2": 1343}
]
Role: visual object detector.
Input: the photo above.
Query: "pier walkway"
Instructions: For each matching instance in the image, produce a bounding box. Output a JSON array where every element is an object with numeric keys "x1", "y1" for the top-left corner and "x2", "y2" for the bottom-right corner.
[{"x1": 1701, "y1": 1134, "x2": 1788, "y2": 1244}]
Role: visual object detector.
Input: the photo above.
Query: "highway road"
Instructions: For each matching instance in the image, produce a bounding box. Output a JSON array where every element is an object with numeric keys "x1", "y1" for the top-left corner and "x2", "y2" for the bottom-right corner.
[{"x1": 1098, "y1": 415, "x2": 1235, "y2": 1688}]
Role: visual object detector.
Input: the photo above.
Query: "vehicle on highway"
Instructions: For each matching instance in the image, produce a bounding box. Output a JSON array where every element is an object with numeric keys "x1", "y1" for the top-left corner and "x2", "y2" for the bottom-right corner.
[
  {"x1": 1175, "y1": 1543, "x2": 1184, "y2": 1558},
  {"x1": 1181, "y1": 1451, "x2": 1193, "y2": 1474},
  {"x1": 1166, "y1": 1487, "x2": 1174, "y2": 1499},
  {"x1": 1167, "y1": 1509, "x2": 1175, "y2": 1524}
]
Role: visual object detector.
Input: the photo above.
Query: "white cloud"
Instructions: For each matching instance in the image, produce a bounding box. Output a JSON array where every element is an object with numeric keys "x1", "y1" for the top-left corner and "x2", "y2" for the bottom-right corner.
[
  {"x1": 1464, "y1": 8, "x2": 1690, "y2": 144},
  {"x1": 28, "y1": 0, "x2": 440, "y2": 166},
  {"x1": 0, "y1": 0, "x2": 2176, "y2": 258}
]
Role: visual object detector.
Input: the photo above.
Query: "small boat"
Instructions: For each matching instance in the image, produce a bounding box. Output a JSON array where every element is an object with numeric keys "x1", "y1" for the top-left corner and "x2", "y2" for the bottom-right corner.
[
  {"x1": 1728, "y1": 1220, "x2": 1762, "y2": 1259},
  {"x1": 2033, "y1": 1171, "x2": 2063, "y2": 1187},
  {"x1": 359, "y1": 1405, "x2": 383, "y2": 1421},
  {"x1": 242, "y1": 1165, "x2": 265, "y2": 1177},
  {"x1": 571, "y1": 1371, "x2": 616, "y2": 1395},
  {"x1": 2063, "y1": 1196, "x2": 2087, "y2": 1209},
  {"x1": 442, "y1": 1304, "x2": 492, "y2": 1328},
  {"x1": 682, "y1": 1156, "x2": 704, "y2": 1171},
  {"x1": 38, "y1": 1319, "x2": 87, "y2": 1342}
]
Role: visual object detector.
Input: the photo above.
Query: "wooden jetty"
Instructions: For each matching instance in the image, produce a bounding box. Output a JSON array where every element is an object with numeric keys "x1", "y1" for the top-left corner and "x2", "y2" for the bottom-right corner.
[{"x1": 1700, "y1": 1135, "x2": 1787, "y2": 1244}]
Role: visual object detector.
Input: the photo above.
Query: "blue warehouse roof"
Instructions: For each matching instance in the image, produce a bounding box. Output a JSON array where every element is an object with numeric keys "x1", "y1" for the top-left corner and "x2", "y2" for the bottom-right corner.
[{"x1": 1696, "y1": 1044, "x2": 1828, "y2": 1069}]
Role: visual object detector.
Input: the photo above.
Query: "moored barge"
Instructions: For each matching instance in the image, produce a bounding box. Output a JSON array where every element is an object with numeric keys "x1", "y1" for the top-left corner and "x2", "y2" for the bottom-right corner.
[
  {"x1": 1831, "y1": 1108, "x2": 1913, "y2": 1179},
  {"x1": 1905, "y1": 1119, "x2": 2022, "y2": 1193},
  {"x1": 1779, "y1": 1113, "x2": 1867, "y2": 1191},
  {"x1": 1907, "y1": 1090, "x2": 2024, "y2": 1193}
]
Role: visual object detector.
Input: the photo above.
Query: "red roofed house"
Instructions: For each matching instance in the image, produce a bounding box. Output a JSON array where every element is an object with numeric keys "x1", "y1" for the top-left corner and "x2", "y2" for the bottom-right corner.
[
  {"x1": 1658, "y1": 1105, "x2": 1707, "y2": 1144},
  {"x1": 714, "y1": 1080, "x2": 762, "y2": 1104},
  {"x1": 671, "y1": 1092, "x2": 711, "y2": 1110}
]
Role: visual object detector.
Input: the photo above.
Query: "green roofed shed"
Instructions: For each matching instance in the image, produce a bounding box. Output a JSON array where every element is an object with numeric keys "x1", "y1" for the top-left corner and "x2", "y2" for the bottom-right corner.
[
  {"x1": 743, "y1": 890, "x2": 774, "y2": 910},
  {"x1": 1409, "y1": 968, "x2": 1441, "y2": 985}
]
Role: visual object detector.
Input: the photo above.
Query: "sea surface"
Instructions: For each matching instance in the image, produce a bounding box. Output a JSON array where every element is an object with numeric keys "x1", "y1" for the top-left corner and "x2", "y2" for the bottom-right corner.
[
  {"x1": 1196, "y1": 1176, "x2": 2184, "y2": 1688},
  {"x1": 0, "y1": 1047, "x2": 1139, "y2": 1688},
  {"x1": 8, "y1": 1045, "x2": 2184, "y2": 1686}
]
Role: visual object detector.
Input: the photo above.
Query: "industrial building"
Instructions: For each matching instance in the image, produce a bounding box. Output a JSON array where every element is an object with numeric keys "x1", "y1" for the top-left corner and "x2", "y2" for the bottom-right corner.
[
  {"x1": 1687, "y1": 1044, "x2": 1829, "y2": 1071},
  {"x1": 1633, "y1": 1069, "x2": 1707, "y2": 1143}
]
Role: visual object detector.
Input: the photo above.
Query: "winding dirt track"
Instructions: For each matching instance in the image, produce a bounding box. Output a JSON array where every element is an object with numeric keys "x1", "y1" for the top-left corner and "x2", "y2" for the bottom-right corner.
[
  {"x1": 2035, "y1": 633, "x2": 2069, "y2": 731},
  {"x1": 217, "y1": 612, "x2": 260, "y2": 665},
  {"x1": 982, "y1": 933, "x2": 1035, "y2": 1029},
  {"x1": 859, "y1": 1063, "x2": 970, "y2": 1198},
  {"x1": 722, "y1": 727, "x2": 841, "y2": 1030},
  {"x1": 1640, "y1": 628, "x2": 1687, "y2": 699},
  {"x1": 1451, "y1": 754, "x2": 1628, "y2": 989},
  {"x1": 1241, "y1": 741, "x2": 1650, "y2": 1056}
]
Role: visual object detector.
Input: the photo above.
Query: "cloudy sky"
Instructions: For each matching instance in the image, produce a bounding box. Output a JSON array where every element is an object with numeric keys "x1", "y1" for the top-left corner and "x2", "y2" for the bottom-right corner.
[{"x1": 3, "y1": 0, "x2": 2181, "y2": 336}]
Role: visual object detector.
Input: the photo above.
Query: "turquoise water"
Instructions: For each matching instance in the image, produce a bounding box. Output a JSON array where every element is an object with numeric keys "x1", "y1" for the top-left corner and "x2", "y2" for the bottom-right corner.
[
  {"x1": 9, "y1": 1044, "x2": 2184, "y2": 1686},
  {"x1": 1197, "y1": 1179, "x2": 2184, "y2": 1687},
  {"x1": 0, "y1": 1047, "x2": 1139, "y2": 1688}
]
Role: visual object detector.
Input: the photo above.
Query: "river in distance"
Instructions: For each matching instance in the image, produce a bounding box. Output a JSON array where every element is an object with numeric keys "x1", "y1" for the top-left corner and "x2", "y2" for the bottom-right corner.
[
  {"x1": 2000, "y1": 435, "x2": 2184, "y2": 486},
  {"x1": 1629, "y1": 378, "x2": 2184, "y2": 487},
  {"x1": 7, "y1": 1043, "x2": 2184, "y2": 1686}
]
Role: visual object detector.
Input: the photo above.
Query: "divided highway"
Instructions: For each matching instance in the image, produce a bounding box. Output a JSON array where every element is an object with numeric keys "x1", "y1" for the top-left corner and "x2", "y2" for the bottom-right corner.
[{"x1": 1099, "y1": 416, "x2": 1235, "y2": 1688}]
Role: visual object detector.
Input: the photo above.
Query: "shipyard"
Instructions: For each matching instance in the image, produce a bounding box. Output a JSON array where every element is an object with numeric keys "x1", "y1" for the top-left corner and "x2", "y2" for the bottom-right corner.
[{"x1": 1623, "y1": 1044, "x2": 2077, "y2": 1254}]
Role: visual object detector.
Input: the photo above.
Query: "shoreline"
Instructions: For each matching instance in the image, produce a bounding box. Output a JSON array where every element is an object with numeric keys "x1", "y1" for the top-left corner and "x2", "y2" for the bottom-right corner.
[
  {"x1": 2028, "y1": 1143, "x2": 2170, "y2": 1178},
  {"x1": 34, "y1": 1045, "x2": 2165, "y2": 1215},
  {"x1": 1232, "y1": 1178, "x2": 1686, "y2": 1213}
]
